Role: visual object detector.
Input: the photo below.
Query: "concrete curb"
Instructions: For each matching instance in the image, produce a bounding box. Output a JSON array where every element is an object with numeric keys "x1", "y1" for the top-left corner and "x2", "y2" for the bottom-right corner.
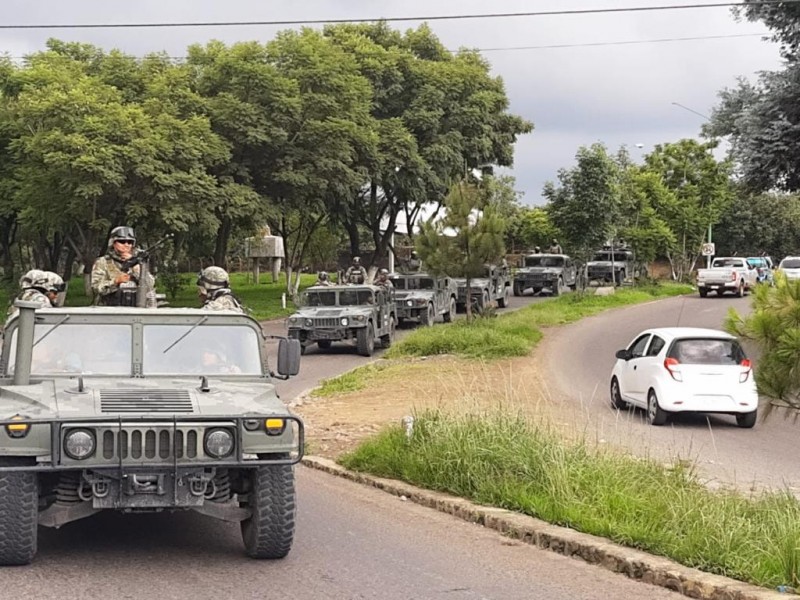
[{"x1": 302, "y1": 456, "x2": 791, "y2": 600}]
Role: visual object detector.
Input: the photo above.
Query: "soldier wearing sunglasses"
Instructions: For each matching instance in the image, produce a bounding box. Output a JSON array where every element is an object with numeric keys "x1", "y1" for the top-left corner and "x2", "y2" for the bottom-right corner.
[{"x1": 91, "y1": 226, "x2": 155, "y2": 306}]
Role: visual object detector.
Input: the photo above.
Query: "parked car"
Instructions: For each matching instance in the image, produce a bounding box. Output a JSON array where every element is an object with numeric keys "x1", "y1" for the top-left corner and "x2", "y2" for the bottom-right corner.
[
  {"x1": 746, "y1": 257, "x2": 774, "y2": 285},
  {"x1": 778, "y1": 256, "x2": 800, "y2": 281},
  {"x1": 695, "y1": 257, "x2": 758, "y2": 297},
  {"x1": 609, "y1": 327, "x2": 758, "y2": 428}
]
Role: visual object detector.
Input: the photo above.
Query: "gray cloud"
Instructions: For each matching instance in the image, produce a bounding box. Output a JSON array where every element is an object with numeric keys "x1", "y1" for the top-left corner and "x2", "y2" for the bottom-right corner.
[{"x1": 0, "y1": 0, "x2": 782, "y2": 204}]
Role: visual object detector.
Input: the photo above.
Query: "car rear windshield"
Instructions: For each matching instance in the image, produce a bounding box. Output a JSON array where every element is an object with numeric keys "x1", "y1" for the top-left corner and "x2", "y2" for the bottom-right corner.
[
  {"x1": 524, "y1": 256, "x2": 564, "y2": 267},
  {"x1": 781, "y1": 259, "x2": 800, "y2": 269},
  {"x1": 667, "y1": 338, "x2": 746, "y2": 365},
  {"x1": 712, "y1": 258, "x2": 744, "y2": 268}
]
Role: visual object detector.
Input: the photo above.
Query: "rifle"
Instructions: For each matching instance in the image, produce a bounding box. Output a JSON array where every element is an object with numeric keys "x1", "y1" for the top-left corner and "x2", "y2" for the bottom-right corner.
[{"x1": 116, "y1": 234, "x2": 174, "y2": 308}]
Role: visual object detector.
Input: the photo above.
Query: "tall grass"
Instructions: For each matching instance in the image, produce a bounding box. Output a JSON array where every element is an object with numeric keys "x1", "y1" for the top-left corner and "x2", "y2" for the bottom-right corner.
[{"x1": 341, "y1": 409, "x2": 800, "y2": 588}]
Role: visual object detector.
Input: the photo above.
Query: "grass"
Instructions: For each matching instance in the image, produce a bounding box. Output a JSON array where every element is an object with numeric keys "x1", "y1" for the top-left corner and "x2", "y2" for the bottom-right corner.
[
  {"x1": 313, "y1": 363, "x2": 394, "y2": 397},
  {"x1": 0, "y1": 271, "x2": 318, "y2": 321},
  {"x1": 340, "y1": 408, "x2": 800, "y2": 589},
  {"x1": 387, "y1": 282, "x2": 692, "y2": 360}
]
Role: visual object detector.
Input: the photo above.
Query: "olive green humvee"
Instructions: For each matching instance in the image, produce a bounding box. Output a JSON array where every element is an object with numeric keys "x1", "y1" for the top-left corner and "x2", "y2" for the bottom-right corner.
[
  {"x1": 0, "y1": 302, "x2": 302, "y2": 565},
  {"x1": 286, "y1": 284, "x2": 396, "y2": 357}
]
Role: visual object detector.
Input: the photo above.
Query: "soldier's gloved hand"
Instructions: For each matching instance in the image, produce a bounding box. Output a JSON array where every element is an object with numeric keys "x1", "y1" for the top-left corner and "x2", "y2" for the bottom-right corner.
[{"x1": 115, "y1": 274, "x2": 131, "y2": 285}]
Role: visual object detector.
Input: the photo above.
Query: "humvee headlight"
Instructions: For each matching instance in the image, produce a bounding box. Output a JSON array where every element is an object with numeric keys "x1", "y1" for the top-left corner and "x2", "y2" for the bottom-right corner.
[
  {"x1": 340, "y1": 317, "x2": 348, "y2": 326},
  {"x1": 354, "y1": 315, "x2": 366, "y2": 322},
  {"x1": 288, "y1": 317, "x2": 298, "y2": 324},
  {"x1": 204, "y1": 428, "x2": 234, "y2": 458},
  {"x1": 5, "y1": 415, "x2": 30, "y2": 439},
  {"x1": 406, "y1": 300, "x2": 413, "y2": 307},
  {"x1": 265, "y1": 418, "x2": 286, "y2": 436},
  {"x1": 304, "y1": 318, "x2": 313, "y2": 327},
  {"x1": 64, "y1": 429, "x2": 96, "y2": 460}
]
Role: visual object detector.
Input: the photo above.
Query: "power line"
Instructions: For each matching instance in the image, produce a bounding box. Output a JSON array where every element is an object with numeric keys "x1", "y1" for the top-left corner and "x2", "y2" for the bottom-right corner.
[
  {"x1": 0, "y1": 31, "x2": 774, "y2": 62},
  {"x1": 0, "y1": 1, "x2": 796, "y2": 30},
  {"x1": 477, "y1": 32, "x2": 768, "y2": 51}
]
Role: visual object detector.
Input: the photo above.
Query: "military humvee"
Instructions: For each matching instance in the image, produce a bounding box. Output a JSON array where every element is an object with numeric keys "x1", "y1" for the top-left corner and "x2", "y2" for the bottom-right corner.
[
  {"x1": 513, "y1": 253, "x2": 577, "y2": 296},
  {"x1": 286, "y1": 284, "x2": 396, "y2": 357},
  {"x1": 454, "y1": 264, "x2": 512, "y2": 312},
  {"x1": 390, "y1": 273, "x2": 457, "y2": 326},
  {"x1": 0, "y1": 302, "x2": 303, "y2": 565},
  {"x1": 587, "y1": 245, "x2": 636, "y2": 286}
]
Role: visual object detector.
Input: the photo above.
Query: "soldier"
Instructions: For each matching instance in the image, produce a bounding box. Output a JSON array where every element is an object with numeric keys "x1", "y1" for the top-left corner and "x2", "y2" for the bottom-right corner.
[
  {"x1": 197, "y1": 266, "x2": 244, "y2": 312},
  {"x1": 344, "y1": 256, "x2": 368, "y2": 285},
  {"x1": 548, "y1": 238, "x2": 563, "y2": 254},
  {"x1": 314, "y1": 271, "x2": 333, "y2": 286},
  {"x1": 91, "y1": 226, "x2": 155, "y2": 306},
  {"x1": 13, "y1": 270, "x2": 65, "y2": 311},
  {"x1": 533, "y1": 246, "x2": 542, "y2": 254},
  {"x1": 375, "y1": 268, "x2": 393, "y2": 289},
  {"x1": 406, "y1": 251, "x2": 422, "y2": 273}
]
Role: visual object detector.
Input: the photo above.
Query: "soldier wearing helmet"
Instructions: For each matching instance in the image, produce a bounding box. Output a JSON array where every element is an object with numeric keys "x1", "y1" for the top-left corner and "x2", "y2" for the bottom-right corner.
[
  {"x1": 197, "y1": 266, "x2": 244, "y2": 312},
  {"x1": 91, "y1": 226, "x2": 155, "y2": 306},
  {"x1": 403, "y1": 250, "x2": 421, "y2": 273},
  {"x1": 375, "y1": 268, "x2": 393, "y2": 290},
  {"x1": 344, "y1": 256, "x2": 367, "y2": 285},
  {"x1": 314, "y1": 271, "x2": 332, "y2": 287},
  {"x1": 9, "y1": 270, "x2": 65, "y2": 315}
]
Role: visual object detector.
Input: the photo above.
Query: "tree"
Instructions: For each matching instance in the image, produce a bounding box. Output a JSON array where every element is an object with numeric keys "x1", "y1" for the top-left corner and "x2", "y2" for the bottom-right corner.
[
  {"x1": 544, "y1": 143, "x2": 622, "y2": 260},
  {"x1": 618, "y1": 169, "x2": 676, "y2": 267},
  {"x1": 415, "y1": 180, "x2": 505, "y2": 320},
  {"x1": 714, "y1": 191, "x2": 800, "y2": 259}
]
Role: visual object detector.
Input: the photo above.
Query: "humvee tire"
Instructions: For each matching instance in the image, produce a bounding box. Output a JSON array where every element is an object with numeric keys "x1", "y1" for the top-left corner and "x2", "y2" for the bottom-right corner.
[
  {"x1": 442, "y1": 297, "x2": 456, "y2": 323},
  {"x1": 420, "y1": 304, "x2": 435, "y2": 327},
  {"x1": 498, "y1": 285, "x2": 510, "y2": 308},
  {"x1": 356, "y1": 322, "x2": 375, "y2": 356},
  {"x1": 513, "y1": 282, "x2": 523, "y2": 297},
  {"x1": 241, "y1": 460, "x2": 296, "y2": 559},
  {"x1": 381, "y1": 319, "x2": 395, "y2": 349},
  {"x1": 552, "y1": 277, "x2": 564, "y2": 297},
  {"x1": 0, "y1": 458, "x2": 38, "y2": 565}
]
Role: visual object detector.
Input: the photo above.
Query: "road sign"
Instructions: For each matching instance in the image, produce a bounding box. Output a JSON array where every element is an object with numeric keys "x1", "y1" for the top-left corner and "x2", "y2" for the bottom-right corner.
[{"x1": 701, "y1": 243, "x2": 715, "y2": 256}]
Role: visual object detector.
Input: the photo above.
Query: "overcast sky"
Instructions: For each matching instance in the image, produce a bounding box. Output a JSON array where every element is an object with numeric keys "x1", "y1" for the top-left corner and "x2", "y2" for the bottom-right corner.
[{"x1": 0, "y1": 0, "x2": 783, "y2": 205}]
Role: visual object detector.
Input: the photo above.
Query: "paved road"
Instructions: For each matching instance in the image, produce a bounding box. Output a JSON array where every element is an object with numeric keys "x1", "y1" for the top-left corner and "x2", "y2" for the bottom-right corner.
[
  {"x1": 17, "y1": 467, "x2": 681, "y2": 600},
  {"x1": 543, "y1": 292, "x2": 800, "y2": 492},
  {"x1": 263, "y1": 292, "x2": 550, "y2": 401}
]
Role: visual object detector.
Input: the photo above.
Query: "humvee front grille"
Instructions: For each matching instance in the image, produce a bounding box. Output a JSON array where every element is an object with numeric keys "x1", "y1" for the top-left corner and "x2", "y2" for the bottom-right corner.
[
  {"x1": 100, "y1": 389, "x2": 194, "y2": 413},
  {"x1": 313, "y1": 317, "x2": 340, "y2": 328},
  {"x1": 99, "y1": 426, "x2": 203, "y2": 461}
]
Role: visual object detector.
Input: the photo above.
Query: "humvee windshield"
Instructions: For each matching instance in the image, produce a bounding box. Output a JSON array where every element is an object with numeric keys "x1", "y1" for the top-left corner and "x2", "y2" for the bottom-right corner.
[
  {"x1": 391, "y1": 277, "x2": 434, "y2": 290},
  {"x1": 339, "y1": 290, "x2": 374, "y2": 306},
  {"x1": 303, "y1": 291, "x2": 337, "y2": 307},
  {"x1": 593, "y1": 252, "x2": 631, "y2": 261},
  {"x1": 524, "y1": 256, "x2": 564, "y2": 268}
]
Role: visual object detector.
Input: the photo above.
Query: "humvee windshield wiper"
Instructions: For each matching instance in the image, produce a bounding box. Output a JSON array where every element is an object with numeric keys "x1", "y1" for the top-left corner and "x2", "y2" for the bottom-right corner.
[
  {"x1": 162, "y1": 316, "x2": 209, "y2": 354},
  {"x1": 32, "y1": 315, "x2": 71, "y2": 348}
]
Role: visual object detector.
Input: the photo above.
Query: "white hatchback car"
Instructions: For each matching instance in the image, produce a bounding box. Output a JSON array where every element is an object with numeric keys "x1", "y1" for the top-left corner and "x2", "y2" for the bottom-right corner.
[
  {"x1": 778, "y1": 256, "x2": 800, "y2": 281},
  {"x1": 610, "y1": 327, "x2": 758, "y2": 428}
]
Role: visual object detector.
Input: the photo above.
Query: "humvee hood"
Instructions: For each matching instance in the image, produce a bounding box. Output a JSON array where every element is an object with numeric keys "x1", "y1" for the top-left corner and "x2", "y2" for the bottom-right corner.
[
  {"x1": 0, "y1": 377, "x2": 288, "y2": 420},
  {"x1": 518, "y1": 267, "x2": 560, "y2": 275},
  {"x1": 292, "y1": 307, "x2": 373, "y2": 318}
]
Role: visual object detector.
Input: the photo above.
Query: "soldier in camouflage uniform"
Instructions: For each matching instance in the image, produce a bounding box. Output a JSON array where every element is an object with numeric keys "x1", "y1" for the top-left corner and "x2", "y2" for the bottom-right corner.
[
  {"x1": 197, "y1": 266, "x2": 244, "y2": 312},
  {"x1": 344, "y1": 256, "x2": 368, "y2": 285},
  {"x1": 375, "y1": 268, "x2": 393, "y2": 290},
  {"x1": 405, "y1": 251, "x2": 422, "y2": 273},
  {"x1": 8, "y1": 270, "x2": 65, "y2": 316},
  {"x1": 314, "y1": 271, "x2": 332, "y2": 286},
  {"x1": 91, "y1": 226, "x2": 155, "y2": 306}
]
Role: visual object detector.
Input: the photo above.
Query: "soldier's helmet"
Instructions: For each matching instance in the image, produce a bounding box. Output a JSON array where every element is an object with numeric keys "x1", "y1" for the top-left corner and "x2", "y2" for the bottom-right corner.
[
  {"x1": 352, "y1": 256, "x2": 361, "y2": 265},
  {"x1": 410, "y1": 251, "x2": 418, "y2": 259},
  {"x1": 22, "y1": 270, "x2": 65, "y2": 294},
  {"x1": 378, "y1": 268, "x2": 389, "y2": 277},
  {"x1": 40, "y1": 271, "x2": 66, "y2": 294},
  {"x1": 317, "y1": 271, "x2": 329, "y2": 281},
  {"x1": 197, "y1": 266, "x2": 230, "y2": 291},
  {"x1": 108, "y1": 226, "x2": 136, "y2": 248},
  {"x1": 19, "y1": 269, "x2": 45, "y2": 289}
]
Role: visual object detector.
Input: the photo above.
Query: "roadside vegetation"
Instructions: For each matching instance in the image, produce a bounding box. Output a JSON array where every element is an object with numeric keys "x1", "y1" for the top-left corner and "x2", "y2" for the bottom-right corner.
[
  {"x1": 341, "y1": 408, "x2": 800, "y2": 589},
  {"x1": 0, "y1": 272, "x2": 317, "y2": 321}
]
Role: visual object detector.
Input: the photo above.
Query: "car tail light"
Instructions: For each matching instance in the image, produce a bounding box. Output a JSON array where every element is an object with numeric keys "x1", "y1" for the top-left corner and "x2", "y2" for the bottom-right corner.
[
  {"x1": 664, "y1": 357, "x2": 682, "y2": 382},
  {"x1": 740, "y1": 358, "x2": 752, "y2": 383},
  {"x1": 730, "y1": 271, "x2": 737, "y2": 281}
]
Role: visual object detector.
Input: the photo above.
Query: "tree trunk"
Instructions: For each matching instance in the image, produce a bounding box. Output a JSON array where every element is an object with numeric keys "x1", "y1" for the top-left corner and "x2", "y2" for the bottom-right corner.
[{"x1": 213, "y1": 216, "x2": 232, "y2": 267}]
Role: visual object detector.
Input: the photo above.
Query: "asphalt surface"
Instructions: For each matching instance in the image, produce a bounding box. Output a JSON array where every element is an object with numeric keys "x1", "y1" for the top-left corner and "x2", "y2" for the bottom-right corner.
[{"x1": 542, "y1": 292, "x2": 800, "y2": 492}]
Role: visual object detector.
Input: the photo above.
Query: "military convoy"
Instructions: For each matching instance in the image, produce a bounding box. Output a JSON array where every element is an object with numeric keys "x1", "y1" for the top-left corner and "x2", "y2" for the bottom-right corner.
[
  {"x1": 390, "y1": 273, "x2": 458, "y2": 326},
  {"x1": 286, "y1": 284, "x2": 396, "y2": 356},
  {"x1": 513, "y1": 253, "x2": 578, "y2": 296},
  {"x1": 0, "y1": 302, "x2": 303, "y2": 565},
  {"x1": 586, "y1": 245, "x2": 637, "y2": 286},
  {"x1": 454, "y1": 265, "x2": 512, "y2": 312}
]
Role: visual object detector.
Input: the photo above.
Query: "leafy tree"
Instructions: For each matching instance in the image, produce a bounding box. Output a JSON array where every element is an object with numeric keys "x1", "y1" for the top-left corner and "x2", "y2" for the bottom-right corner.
[
  {"x1": 714, "y1": 191, "x2": 800, "y2": 259},
  {"x1": 618, "y1": 169, "x2": 676, "y2": 267},
  {"x1": 504, "y1": 207, "x2": 558, "y2": 254},
  {"x1": 415, "y1": 180, "x2": 505, "y2": 319},
  {"x1": 544, "y1": 143, "x2": 622, "y2": 260}
]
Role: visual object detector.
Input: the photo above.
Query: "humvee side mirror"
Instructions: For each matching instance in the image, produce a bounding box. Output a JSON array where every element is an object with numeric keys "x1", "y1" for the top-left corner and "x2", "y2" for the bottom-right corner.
[
  {"x1": 615, "y1": 349, "x2": 632, "y2": 361},
  {"x1": 277, "y1": 338, "x2": 301, "y2": 377}
]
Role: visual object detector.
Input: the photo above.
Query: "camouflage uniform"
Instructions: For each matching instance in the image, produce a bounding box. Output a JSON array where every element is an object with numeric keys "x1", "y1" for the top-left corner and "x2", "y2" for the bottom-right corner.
[
  {"x1": 405, "y1": 254, "x2": 422, "y2": 273},
  {"x1": 548, "y1": 240, "x2": 563, "y2": 254},
  {"x1": 17, "y1": 288, "x2": 52, "y2": 309},
  {"x1": 202, "y1": 289, "x2": 244, "y2": 312},
  {"x1": 197, "y1": 266, "x2": 244, "y2": 313},
  {"x1": 375, "y1": 269, "x2": 393, "y2": 290},
  {"x1": 344, "y1": 265, "x2": 368, "y2": 285},
  {"x1": 91, "y1": 255, "x2": 155, "y2": 304}
]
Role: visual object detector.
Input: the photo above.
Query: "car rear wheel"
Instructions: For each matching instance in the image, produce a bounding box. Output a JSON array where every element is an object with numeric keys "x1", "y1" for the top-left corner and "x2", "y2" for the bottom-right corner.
[
  {"x1": 356, "y1": 323, "x2": 375, "y2": 356},
  {"x1": 241, "y1": 458, "x2": 296, "y2": 559},
  {"x1": 442, "y1": 298, "x2": 456, "y2": 323},
  {"x1": 736, "y1": 410, "x2": 757, "y2": 428},
  {"x1": 610, "y1": 377, "x2": 626, "y2": 410},
  {"x1": 647, "y1": 390, "x2": 668, "y2": 426},
  {"x1": 0, "y1": 458, "x2": 38, "y2": 565},
  {"x1": 737, "y1": 281, "x2": 745, "y2": 298}
]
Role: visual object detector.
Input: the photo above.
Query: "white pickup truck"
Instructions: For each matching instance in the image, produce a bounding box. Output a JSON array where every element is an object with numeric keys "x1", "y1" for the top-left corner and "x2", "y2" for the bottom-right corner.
[{"x1": 696, "y1": 257, "x2": 758, "y2": 298}]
